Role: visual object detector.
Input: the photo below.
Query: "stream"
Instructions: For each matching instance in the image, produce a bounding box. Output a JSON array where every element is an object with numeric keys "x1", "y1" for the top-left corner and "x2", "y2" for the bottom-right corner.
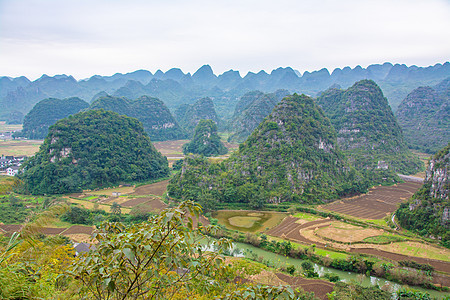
[{"x1": 226, "y1": 242, "x2": 449, "y2": 299}]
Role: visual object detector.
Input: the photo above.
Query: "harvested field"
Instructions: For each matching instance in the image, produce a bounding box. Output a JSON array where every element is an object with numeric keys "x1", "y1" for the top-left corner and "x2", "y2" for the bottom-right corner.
[
  {"x1": 350, "y1": 248, "x2": 450, "y2": 274},
  {"x1": 131, "y1": 180, "x2": 170, "y2": 196},
  {"x1": 68, "y1": 198, "x2": 131, "y2": 214},
  {"x1": 315, "y1": 222, "x2": 384, "y2": 243},
  {"x1": 0, "y1": 140, "x2": 42, "y2": 156},
  {"x1": 322, "y1": 182, "x2": 422, "y2": 219},
  {"x1": 0, "y1": 224, "x2": 22, "y2": 233},
  {"x1": 275, "y1": 273, "x2": 334, "y2": 300},
  {"x1": 86, "y1": 186, "x2": 135, "y2": 196},
  {"x1": 64, "y1": 234, "x2": 92, "y2": 243},
  {"x1": 61, "y1": 225, "x2": 95, "y2": 235},
  {"x1": 121, "y1": 196, "x2": 157, "y2": 207},
  {"x1": 126, "y1": 198, "x2": 168, "y2": 213},
  {"x1": 153, "y1": 140, "x2": 187, "y2": 156},
  {"x1": 38, "y1": 227, "x2": 67, "y2": 235}
]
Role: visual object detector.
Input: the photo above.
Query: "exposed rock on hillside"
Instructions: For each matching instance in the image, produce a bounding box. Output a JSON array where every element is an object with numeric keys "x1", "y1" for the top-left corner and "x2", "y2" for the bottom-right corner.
[
  {"x1": 89, "y1": 95, "x2": 186, "y2": 141},
  {"x1": 169, "y1": 94, "x2": 366, "y2": 208},
  {"x1": 316, "y1": 80, "x2": 422, "y2": 177},
  {"x1": 182, "y1": 119, "x2": 228, "y2": 156},
  {"x1": 228, "y1": 90, "x2": 289, "y2": 143},
  {"x1": 19, "y1": 110, "x2": 170, "y2": 195},
  {"x1": 397, "y1": 143, "x2": 449, "y2": 246},
  {"x1": 395, "y1": 78, "x2": 449, "y2": 153}
]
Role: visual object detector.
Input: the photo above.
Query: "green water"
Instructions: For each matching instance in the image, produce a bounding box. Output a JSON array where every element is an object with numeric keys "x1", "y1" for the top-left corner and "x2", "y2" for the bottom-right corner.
[{"x1": 231, "y1": 242, "x2": 450, "y2": 299}]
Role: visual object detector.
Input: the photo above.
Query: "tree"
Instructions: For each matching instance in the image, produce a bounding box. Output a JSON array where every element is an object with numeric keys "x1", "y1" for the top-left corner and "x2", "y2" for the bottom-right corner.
[
  {"x1": 110, "y1": 202, "x2": 122, "y2": 216},
  {"x1": 69, "y1": 201, "x2": 300, "y2": 299}
]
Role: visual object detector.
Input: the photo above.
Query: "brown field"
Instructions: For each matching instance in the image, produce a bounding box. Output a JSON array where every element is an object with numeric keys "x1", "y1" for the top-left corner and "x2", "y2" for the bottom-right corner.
[
  {"x1": 61, "y1": 225, "x2": 95, "y2": 235},
  {"x1": 321, "y1": 182, "x2": 422, "y2": 219},
  {"x1": 315, "y1": 222, "x2": 383, "y2": 243},
  {"x1": 0, "y1": 121, "x2": 22, "y2": 133},
  {"x1": 86, "y1": 186, "x2": 135, "y2": 196},
  {"x1": 275, "y1": 273, "x2": 334, "y2": 300},
  {"x1": 0, "y1": 140, "x2": 42, "y2": 156},
  {"x1": 131, "y1": 179, "x2": 170, "y2": 196},
  {"x1": 68, "y1": 198, "x2": 132, "y2": 214}
]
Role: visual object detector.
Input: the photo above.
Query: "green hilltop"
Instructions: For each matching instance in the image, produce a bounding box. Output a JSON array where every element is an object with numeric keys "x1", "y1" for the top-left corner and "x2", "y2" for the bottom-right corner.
[
  {"x1": 19, "y1": 109, "x2": 169, "y2": 195},
  {"x1": 19, "y1": 97, "x2": 89, "y2": 139},
  {"x1": 316, "y1": 79, "x2": 423, "y2": 179},
  {"x1": 395, "y1": 78, "x2": 450, "y2": 154},
  {"x1": 174, "y1": 97, "x2": 219, "y2": 136},
  {"x1": 182, "y1": 119, "x2": 228, "y2": 156},
  {"x1": 169, "y1": 94, "x2": 368, "y2": 209},
  {"x1": 89, "y1": 95, "x2": 186, "y2": 141}
]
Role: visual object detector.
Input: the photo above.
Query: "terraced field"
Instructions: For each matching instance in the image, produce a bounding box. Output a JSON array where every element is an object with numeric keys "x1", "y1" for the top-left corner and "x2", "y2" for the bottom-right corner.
[{"x1": 321, "y1": 182, "x2": 422, "y2": 219}]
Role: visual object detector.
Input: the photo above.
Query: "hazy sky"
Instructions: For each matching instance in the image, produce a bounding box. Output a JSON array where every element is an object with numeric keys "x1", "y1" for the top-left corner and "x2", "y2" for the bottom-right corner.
[{"x1": 1, "y1": 0, "x2": 449, "y2": 80}]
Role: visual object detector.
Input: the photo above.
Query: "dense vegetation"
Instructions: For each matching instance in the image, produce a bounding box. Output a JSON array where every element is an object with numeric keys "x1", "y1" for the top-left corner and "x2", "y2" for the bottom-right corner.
[
  {"x1": 18, "y1": 109, "x2": 170, "y2": 195},
  {"x1": 227, "y1": 89, "x2": 289, "y2": 143},
  {"x1": 169, "y1": 94, "x2": 369, "y2": 209},
  {"x1": 397, "y1": 143, "x2": 450, "y2": 247},
  {"x1": 174, "y1": 97, "x2": 219, "y2": 135},
  {"x1": 182, "y1": 119, "x2": 228, "y2": 156},
  {"x1": 395, "y1": 79, "x2": 450, "y2": 154},
  {"x1": 18, "y1": 97, "x2": 89, "y2": 139},
  {"x1": 89, "y1": 95, "x2": 186, "y2": 141},
  {"x1": 316, "y1": 80, "x2": 423, "y2": 179}
]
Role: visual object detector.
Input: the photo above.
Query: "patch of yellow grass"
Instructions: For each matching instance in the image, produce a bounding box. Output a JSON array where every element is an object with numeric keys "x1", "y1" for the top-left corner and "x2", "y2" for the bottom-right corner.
[
  {"x1": 316, "y1": 222, "x2": 383, "y2": 243},
  {"x1": 85, "y1": 186, "x2": 135, "y2": 196},
  {"x1": 63, "y1": 233, "x2": 92, "y2": 243},
  {"x1": 0, "y1": 140, "x2": 42, "y2": 156},
  {"x1": 228, "y1": 216, "x2": 261, "y2": 228},
  {"x1": 375, "y1": 241, "x2": 450, "y2": 262},
  {"x1": 69, "y1": 198, "x2": 131, "y2": 214}
]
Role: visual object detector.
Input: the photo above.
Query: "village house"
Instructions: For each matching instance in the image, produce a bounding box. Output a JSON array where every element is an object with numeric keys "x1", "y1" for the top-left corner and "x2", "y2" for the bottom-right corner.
[{"x1": 6, "y1": 166, "x2": 20, "y2": 176}]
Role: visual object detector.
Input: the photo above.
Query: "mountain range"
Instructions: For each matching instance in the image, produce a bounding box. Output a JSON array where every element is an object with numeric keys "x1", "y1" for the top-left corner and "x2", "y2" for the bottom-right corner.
[{"x1": 2, "y1": 62, "x2": 449, "y2": 121}]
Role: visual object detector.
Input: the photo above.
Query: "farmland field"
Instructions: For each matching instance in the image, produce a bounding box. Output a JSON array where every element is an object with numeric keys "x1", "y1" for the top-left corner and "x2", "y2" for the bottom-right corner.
[
  {"x1": 321, "y1": 182, "x2": 422, "y2": 219},
  {"x1": 0, "y1": 139, "x2": 42, "y2": 156},
  {"x1": 213, "y1": 210, "x2": 287, "y2": 232},
  {"x1": 0, "y1": 121, "x2": 22, "y2": 133}
]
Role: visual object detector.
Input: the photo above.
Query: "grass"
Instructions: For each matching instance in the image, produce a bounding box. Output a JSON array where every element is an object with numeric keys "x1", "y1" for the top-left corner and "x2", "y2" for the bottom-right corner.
[
  {"x1": 85, "y1": 185, "x2": 135, "y2": 196},
  {"x1": 68, "y1": 198, "x2": 131, "y2": 214},
  {"x1": 364, "y1": 218, "x2": 388, "y2": 227},
  {"x1": 362, "y1": 234, "x2": 407, "y2": 244},
  {"x1": 376, "y1": 241, "x2": 450, "y2": 262},
  {"x1": 213, "y1": 210, "x2": 287, "y2": 232},
  {"x1": 292, "y1": 212, "x2": 321, "y2": 221},
  {"x1": 228, "y1": 216, "x2": 262, "y2": 228},
  {"x1": 0, "y1": 121, "x2": 22, "y2": 133},
  {"x1": 0, "y1": 176, "x2": 17, "y2": 195},
  {"x1": 0, "y1": 140, "x2": 42, "y2": 156}
]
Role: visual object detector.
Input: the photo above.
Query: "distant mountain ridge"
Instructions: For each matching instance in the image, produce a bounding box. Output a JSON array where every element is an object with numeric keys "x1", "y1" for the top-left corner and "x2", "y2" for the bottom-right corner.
[{"x1": 1, "y1": 62, "x2": 449, "y2": 121}]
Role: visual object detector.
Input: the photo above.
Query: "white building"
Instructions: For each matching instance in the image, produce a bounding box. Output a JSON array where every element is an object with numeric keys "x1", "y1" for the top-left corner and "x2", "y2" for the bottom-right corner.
[{"x1": 6, "y1": 166, "x2": 20, "y2": 176}]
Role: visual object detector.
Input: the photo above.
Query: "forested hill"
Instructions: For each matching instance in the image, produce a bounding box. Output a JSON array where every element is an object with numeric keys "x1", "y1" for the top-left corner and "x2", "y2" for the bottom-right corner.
[
  {"x1": 18, "y1": 97, "x2": 89, "y2": 139},
  {"x1": 168, "y1": 94, "x2": 368, "y2": 209},
  {"x1": 18, "y1": 109, "x2": 170, "y2": 195},
  {"x1": 89, "y1": 95, "x2": 186, "y2": 141},
  {"x1": 1, "y1": 62, "x2": 449, "y2": 121},
  {"x1": 316, "y1": 80, "x2": 423, "y2": 179},
  {"x1": 182, "y1": 119, "x2": 228, "y2": 156},
  {"x1": 395, "y1": 78, "x2": 450, "y2": 154},
  {"x1": 227, "y1": 89, "x2": 289, "y2": 143},
  {"x1": 397, "y1": 143, "x2": 450, "y2": 247},
  {"x1": 174, "y1": 97, "x2": 219, "y2": 135}
]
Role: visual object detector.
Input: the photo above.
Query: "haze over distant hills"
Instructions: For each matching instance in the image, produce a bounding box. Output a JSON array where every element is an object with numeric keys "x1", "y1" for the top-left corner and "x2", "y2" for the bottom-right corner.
[{"x1": 1, "y1": 62, "x2": 449, "y2": 121}]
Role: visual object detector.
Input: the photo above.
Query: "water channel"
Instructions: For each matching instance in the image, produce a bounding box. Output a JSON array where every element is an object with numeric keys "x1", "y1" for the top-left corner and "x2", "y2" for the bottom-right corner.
[{"x1": 225, "y1": 242, "x2": 450, "y2": 299}]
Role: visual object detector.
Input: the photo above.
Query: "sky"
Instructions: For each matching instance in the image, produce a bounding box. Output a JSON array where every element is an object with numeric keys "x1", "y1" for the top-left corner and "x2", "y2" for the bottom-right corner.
[{"x1": 0, "y1": 0, "x2": 449, "y2": 80}]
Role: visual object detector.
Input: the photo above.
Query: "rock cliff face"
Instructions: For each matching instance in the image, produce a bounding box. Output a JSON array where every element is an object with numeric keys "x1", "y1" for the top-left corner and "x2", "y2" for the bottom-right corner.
[
  {"x1": 396, "y1": 144, "x2": 449, "y2": 245},
  {"x1": 426, "y1": 144, "x2": 449, "y2": 200},
  {"x1": 395, "y1": 78, "x2": 450, "y2": 154},
  {"x1": 89, "y1": 95, "x2": 185, "y2": 141},
  {"x1": 228, "y1": 90, "x2": 290, "y2": 143},
  {"x1": 316, "y1": 80, "x2": 422, "y2": 177},
  {"x1": 174, "y1": 97, "x2": 219, "y2": 135}
]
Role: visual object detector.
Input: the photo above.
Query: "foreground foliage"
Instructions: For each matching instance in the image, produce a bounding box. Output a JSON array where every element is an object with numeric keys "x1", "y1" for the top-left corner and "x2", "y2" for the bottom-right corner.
[{"x1": 18, "y1": 109, "x2": 170, "y2": 195}]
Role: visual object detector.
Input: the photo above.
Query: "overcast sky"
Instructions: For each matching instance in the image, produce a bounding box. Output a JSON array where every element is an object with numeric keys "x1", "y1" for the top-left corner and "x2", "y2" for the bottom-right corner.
[{"x1": 1, "y1": 0, "x2": 449, "y2": 80}]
